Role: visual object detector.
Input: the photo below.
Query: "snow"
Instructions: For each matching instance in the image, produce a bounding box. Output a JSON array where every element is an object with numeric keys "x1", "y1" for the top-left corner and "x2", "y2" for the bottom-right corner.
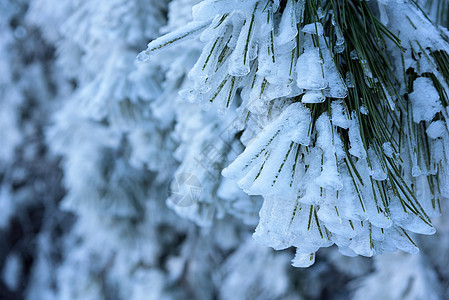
[
  {"x1": 331, "y1": 100, "x2": 350, "y2": 129},
  {"x1": 302, "y1": 90, "x2": 325, "y2": 103},
  {"x1": 228, "y1": 2, "x2": 258, "y2": 76},
  {"x1": 426, "y1": 120, "x2": 446, "y2": 139},
  {"x1": 276, "y1": 0, "x2": 298, "y2": 45},
  {"x1": 409, "y1": 77, "x2": 442, "y2": 123},
  {"x1": 301, "y1": 22, "x2": 324, "y2": 36},
  {"x1": 348, "y1": 113, "x2": 367, "y2": 159},
  {"x1": 296, "y1": 48, "x2": 327, "y2": 90},
  {"x1": 2, "y1": 1, "x2": 449, "y2": 298},
  {"x1": 138, "y1": 20, "x2": 212, "y2": 61}
]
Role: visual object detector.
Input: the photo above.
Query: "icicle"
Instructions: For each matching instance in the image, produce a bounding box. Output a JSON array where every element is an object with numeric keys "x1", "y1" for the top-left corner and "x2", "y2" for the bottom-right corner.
[
  {"x1": 137, "y1": 19, "x2": 212, "y2": 61},
  {"x1": 348, "y1": 113, "x2": 367, "y2": 159},
  {"x1": 228, "y1": 2, "x2": 258, "y2": 76},
  {"x1": 276, "y1": 0, "x2": 298, "y2": 45},
  {"x1": 331, "y1": 99, "x2": 350, "y2": 129},
  {"x1": 291, "y1": 251, "x2": 315, "y2": 268}
]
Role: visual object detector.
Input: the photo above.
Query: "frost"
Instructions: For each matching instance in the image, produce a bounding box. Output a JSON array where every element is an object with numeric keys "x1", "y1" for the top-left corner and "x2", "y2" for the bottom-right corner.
[
  {"x1": 138, "y1": 20, "x2": 212, "y2": 60},
  {"x1": 302, "y1": 90, "x2": 325, "y2": 103},
  {"x1": 296, "y1": 48, "x2": 327, "y2": 90},
  {"x1": 353, "y1": 253, "x2": 442, "y2": 300},
  {"x1": 301, "y1": 22, "x2": 323, "y2": 36},
  {"x1": 381, "y1": 142, "x2": 394, "y2": 158},
  {"x1": 348, "y1": 113, "x2": 367, "y2": 159},
  {"x1": 223, "y1": 102, "x2": 311, "y2": 197},
  {"x1": 3, "y1": 1, "x2": 449, "y2": 295},
  {"x1": 276, "y1": 0, "x2": 298, "y2": 45},
  {"x1": 409, "y1": 77, "x2": 442, "y2": 122},
  {"x1": 292, "y1": 251, "x2": 315, "y2": 268},
  {"x1": 426, "y1": 120, "x2": 446, "y2": 139},
  {"x1": 331, "y1": 100, "x2": 350, "y2": 129}
]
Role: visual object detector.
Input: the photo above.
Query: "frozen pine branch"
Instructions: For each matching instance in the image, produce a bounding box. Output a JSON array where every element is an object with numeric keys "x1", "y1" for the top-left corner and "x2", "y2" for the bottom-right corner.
[
  {"x1": 4, "y1": 0, "x2": 449, "y2": 298},
  {"x1": 139, "y1": 0, "x2": 449, "y2": 267}
]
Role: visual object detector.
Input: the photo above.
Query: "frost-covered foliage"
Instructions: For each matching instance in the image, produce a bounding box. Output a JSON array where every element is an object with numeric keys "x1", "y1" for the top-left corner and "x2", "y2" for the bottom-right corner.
[
  {"x1": 0, "y1": 1, "x2": 70, "y2": 299},
  {"x1": 352, "y1": 252, "x2": 442, "y2": 300},
  {"x1": 140, "y1": 0, "x2": 449, "y2": 267},
  {"x1": 2, "y1": 0, "x2": 449, "y2": 299},
  {"x1": 16, "y1": 0, "x2": 305, "y2": 298}
]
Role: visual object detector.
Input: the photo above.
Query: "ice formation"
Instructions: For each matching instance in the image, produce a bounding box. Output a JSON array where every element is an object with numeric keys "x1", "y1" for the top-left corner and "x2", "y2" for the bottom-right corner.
[{"x1": 138, "y1": 0, "x2": 449, "y2": 266}]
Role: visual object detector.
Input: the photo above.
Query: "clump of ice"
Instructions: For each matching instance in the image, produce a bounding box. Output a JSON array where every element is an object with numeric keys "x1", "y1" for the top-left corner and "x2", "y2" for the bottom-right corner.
[
  {"x1": 426, "y1": 120, "x2": 446, "y2": 139},
  {"x1": 409, "y1": 77, "x2": 442, "y2": 122},
  {"x1": 348, "y1": 113, "x2": 367, "y2": 159},
  {"x1": 296, "y1": 48, "x2": 327, "y2": 90},
  {"x1": 276, "y1": 0, "x2": 298, "y2": 45},
  {"x1": 331, "y1": 100, "x2": 350, "y2": 129},
  {"x1": 301, "y1": 22, "x2": 323, "y2": 36},
  {"x1": 302, "y1": 91, "x2": 325, "y2": 103},
  {"x1": 382, "y1": 142, "x2": 394, "y2": 158}
]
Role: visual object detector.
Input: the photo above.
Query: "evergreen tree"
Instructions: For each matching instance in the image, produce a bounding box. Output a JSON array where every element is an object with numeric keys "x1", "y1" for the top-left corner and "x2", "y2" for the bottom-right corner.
[{"x1": 1, "y1": 0, "x2": 449, "y2": 299}]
